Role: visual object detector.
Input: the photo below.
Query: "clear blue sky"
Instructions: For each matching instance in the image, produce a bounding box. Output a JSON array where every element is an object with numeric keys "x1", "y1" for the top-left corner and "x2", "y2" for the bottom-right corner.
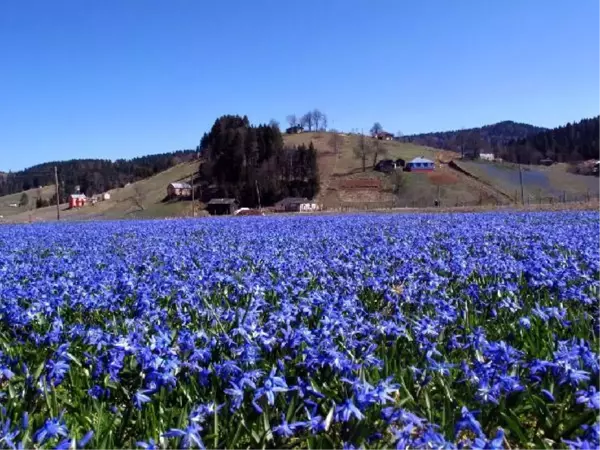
[{"x1": 1, "y1": 0, "x2": 598, "y2": 171}]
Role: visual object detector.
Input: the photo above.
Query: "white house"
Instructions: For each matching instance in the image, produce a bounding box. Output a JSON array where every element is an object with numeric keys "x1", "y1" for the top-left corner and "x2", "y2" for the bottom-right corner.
[{"x1": 480, "y1": 153, "x2": 495, "y2": 161}]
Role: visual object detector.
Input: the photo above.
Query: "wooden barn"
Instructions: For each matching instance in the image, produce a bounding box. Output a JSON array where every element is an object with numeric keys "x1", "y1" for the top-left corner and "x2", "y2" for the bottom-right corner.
[
  {"x1": 206, "y1": 198, "x2": 238, "y2": 215},
  {"x1": 167, "y1": 182, "x2": 192, "y2": 198},
  {"x1": 374, "y1": 159, "x2": 396, "y2": 173}
]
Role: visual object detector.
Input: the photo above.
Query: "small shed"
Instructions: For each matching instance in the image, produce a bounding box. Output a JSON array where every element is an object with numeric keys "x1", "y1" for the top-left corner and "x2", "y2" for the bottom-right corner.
[
  {"x1": 405, "y1": 157, "x2": 435, "y2": 172},
  {"x1": 69, "y1": 194, "x2": 87, "y2": 209},
  {"x1": 167, "y1": 182, "x2": 192, "y2": 198},
  {"x1": 480, "y1": 153, "x2": 495, "y2": 161},
  {"x1": 275, "y1": 197, "x2": 310, "y2": 212},
  {"x1": 206, "y1": 198, "x2": 238, "y2": 215}
]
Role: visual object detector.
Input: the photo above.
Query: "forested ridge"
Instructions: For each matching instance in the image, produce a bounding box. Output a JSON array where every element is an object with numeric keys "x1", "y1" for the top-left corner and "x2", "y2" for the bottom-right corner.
[
  {"x1": 198, "y1": 115, "x2": 319, "y2": 207},
  {"x1": 400, "y1": 121, "x2": 546, "y2": 153},
  {"x1": 500, "y1": 116, "x2": 599, "y2": 164},
  {"x1": 0, "y1": 150, "x2": 196, "y2": 199}
]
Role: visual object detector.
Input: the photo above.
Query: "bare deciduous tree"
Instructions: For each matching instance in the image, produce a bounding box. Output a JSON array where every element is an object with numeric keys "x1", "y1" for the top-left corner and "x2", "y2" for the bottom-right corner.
[
  {"x1": 372, "y1": 138, "x2": 389, "y2": 168},
  {"x1": 312, "y1": 109, "x2": 323, "y2": 131},
  {"x1": 301, "y1": 113, "x2": 314, "y2": 131},
  {"x1": 370, "y1": 122, "x2": 383, "y2": 137},
  {"x1": 132, "y1": 184, "x2": 146, "y2": 211},
  {"x1": 321, "y1": 113, "x2": 328, "y2": 131},
  {"x1": 286, "y1": 114, "x2": 298, "y2": 127},
  {"x1": 392, "y1": 169, "x2": 405, "y2": 194},
  {"x1": 353, "y1": 132, "x2": 373, "y2": 172},
  {"x1": 269, "y1": 119, "x2": 280, "y2": 129},
  {"x1": 396, "y1": 130, "x2": 404, "y2": 139},
  {"x1": 328, "y1": 130, "x2": 345, "y2": 154}
]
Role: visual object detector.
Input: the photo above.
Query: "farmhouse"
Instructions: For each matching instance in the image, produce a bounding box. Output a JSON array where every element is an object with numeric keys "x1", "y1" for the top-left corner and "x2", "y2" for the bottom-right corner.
[
  {"x1": 68, "y1": 193, "x2": 87, "y2": 209},
  {"x1": 405, "y1": 157, "x2": 435, "y2": 172},
  {"x1": 274, "y1": 197, "x2": 315, "y2": 212},
  {"x1": 285, "y1": 125, "x2": 304, "y2": 134},
  {"x1": 479, "y1": 153, "x2": 495, "y2": 161},
  {"x1": 206, "y1": 198, "x2": 238, "y2": 215},
  {"x1": 375, "y1": 131, "x2": 394, "y2": 141},
  {"x1": 167, "y1": 182, "x2": 192, "y2": 198}
]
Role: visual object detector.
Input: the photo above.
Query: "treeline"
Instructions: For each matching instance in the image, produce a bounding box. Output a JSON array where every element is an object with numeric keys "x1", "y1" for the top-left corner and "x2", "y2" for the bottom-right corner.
[
  {"x1": 400, "y1": 121, "x2": 546, "y2": 154},
  {"x1": 198, "y1": 115, "x2": 319, "y2": 206},
  {"x1": 499, "y1": 117, "x2": 599, "y2": 164},
  {"x1": 0, "y1": 150, "x2": 197, "y2": 199}
]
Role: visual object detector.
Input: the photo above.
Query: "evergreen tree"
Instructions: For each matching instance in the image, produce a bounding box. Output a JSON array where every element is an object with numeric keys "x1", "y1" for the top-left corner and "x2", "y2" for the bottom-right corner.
[{"x1": 198, "y1": 115, "x2": 319, "y2": 207}]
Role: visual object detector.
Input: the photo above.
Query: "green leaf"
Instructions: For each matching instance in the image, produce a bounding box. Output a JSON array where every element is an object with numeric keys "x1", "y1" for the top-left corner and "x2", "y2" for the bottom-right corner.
[
  {"x1": 500, "y1": 411, "x2": 528, "y2": 443},
  {"x1": 324, "y1": 404, "x2": 335, "y2": 431}
]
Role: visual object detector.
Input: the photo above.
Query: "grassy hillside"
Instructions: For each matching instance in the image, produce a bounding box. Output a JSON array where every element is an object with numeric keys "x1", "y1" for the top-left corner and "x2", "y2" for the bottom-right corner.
[
  {"x1": 283, "y1": 132, "x2": 502, "y2": 208},
  {"x1": 456, "y1": 160, "x2": 599, "y2": 202},
  {"x1": 1, "y1": 162, "x2": 201, "y2": 223},
  {"x1": 0, "y1": 185, "x2": 55, "y2": 218},
  {"x1": 3, "y1": 131, "x2": 595, "y2": 223}
]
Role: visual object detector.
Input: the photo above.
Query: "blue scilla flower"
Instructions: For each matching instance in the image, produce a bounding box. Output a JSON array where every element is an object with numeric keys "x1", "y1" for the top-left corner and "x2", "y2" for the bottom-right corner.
[
  {"x1": 163, "y1": 423, "x2": 205, "y2": 449},
  {"x1": 34, "y1": 412, "x2": 69, "y2": 444}
]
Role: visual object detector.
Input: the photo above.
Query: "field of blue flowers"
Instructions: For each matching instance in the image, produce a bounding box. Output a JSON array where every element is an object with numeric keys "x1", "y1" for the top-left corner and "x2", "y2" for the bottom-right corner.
[{"x1": 0, "y1": 211, "x2": 598, "y2": 449}]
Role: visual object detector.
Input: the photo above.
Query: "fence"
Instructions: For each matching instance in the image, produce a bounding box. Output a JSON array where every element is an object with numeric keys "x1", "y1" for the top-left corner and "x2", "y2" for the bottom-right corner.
[{"x1": 319, "y1": 193, "x2": 599, "y2": 213}]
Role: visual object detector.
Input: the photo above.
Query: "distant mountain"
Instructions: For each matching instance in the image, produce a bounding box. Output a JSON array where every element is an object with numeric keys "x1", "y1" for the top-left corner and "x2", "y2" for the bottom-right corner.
[
  {"x1": 0, "y1": 150, "x2": 198, "y2": 200},
  {"x1": 499, "y1": 116, "x2": 599, "y2": 164},
  {"x1": 400, "y1": 121, "x2": 547, "y2": 154}
]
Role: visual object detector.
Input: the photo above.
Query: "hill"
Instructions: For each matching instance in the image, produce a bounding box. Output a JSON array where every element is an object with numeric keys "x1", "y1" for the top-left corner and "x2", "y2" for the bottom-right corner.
[
  {"x1": 2, "y1": 125, "x2": 598, "y2": 223},
  {"x1": 1, "y1": 130, "x2": 509, "y2": 221},
  {"x1": 0, "y1": 149, "x2": 198, "y2": 200},
  {"x1": 1, "y1": 161, "x2": 201, "y2": 223},
  {"x1": 499, "y1": 116, "x2": 599, "y2": 164},
  {"x1": 281, "y1": 132, "x2": 510, "y2": 209},
  {"x1": 400, "y1": 121, "x2": 546, "y2": 154},
  {"x1": 0, "y1": 185, "x2": 56, "y2": 219}
]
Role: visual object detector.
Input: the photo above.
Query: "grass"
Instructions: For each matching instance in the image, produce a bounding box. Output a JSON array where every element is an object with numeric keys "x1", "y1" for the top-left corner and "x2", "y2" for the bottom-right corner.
[
  {"x1": 1, "y1": 162, "x2": 200, "y2": 223},
  {"x1": 284, "y1": 132, "x2": 503, "y2": 208},
  {"x1": 2, "y1": 133, "x2": 595, "y2": 223},
  {"x1": 455, "y1": 160, "x2": 599, "y2": 203},
  {"x1": 0, "y1": 185, "x2": 55, "y2": 218}
]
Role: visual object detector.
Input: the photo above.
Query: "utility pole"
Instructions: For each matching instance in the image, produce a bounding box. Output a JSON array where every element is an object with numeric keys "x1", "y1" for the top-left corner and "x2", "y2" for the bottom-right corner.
[
  {"x1": 54, "y1": 166, "x2": 60, "y2": 221},
  {"x1": 190, "y1": 171, "x2": 195, "y2": 218},
  {"x1": 518, "y1": 163, "x2": 524, "y2": 204}
]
